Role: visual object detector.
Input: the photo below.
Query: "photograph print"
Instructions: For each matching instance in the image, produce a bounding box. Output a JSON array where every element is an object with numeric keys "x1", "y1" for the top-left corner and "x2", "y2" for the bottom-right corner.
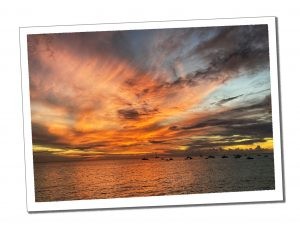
[{"x1": 20, "y1": 17, "x2": 283, "y2": 211}]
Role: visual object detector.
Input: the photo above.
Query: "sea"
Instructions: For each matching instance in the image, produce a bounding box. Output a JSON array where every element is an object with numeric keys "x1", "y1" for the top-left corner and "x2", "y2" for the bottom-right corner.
[{"x1": 34, "y1": 154, "x2": 275, "y2": 202}]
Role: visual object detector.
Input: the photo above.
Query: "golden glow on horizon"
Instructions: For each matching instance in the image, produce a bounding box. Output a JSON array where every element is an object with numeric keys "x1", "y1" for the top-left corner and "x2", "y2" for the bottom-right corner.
[
  {"x1": 178, "y1": 145, "x2": 188, "y2": 151},
  {"x1": 33, "y1": 145, "x2": 63, "y2": 152},
  {"x1": 222, "y1": 138, "x2": 273, "y2": 150}
]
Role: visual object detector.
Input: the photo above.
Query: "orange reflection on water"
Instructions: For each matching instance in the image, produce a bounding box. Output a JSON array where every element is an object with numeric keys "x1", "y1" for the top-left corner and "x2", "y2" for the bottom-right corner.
[{"x1": 34, "y1": 155, "x2": 275, "y2": 202}]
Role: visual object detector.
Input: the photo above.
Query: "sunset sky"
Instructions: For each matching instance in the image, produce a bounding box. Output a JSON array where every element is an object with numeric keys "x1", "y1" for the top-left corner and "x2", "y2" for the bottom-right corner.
[{"x1": 27, "y1": 24, "x2": 273, "y2": 162}]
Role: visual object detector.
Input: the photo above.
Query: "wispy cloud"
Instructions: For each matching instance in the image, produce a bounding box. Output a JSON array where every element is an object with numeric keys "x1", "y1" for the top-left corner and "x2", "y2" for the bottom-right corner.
[{"x1": 214, "y1": 94, "x2": 244, "y2": 106}]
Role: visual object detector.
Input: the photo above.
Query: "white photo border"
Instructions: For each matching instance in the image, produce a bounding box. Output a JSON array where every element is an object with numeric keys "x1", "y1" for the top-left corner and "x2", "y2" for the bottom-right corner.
[{"x1": 19, "y1": 16, "x2": 284, "y2": 212}]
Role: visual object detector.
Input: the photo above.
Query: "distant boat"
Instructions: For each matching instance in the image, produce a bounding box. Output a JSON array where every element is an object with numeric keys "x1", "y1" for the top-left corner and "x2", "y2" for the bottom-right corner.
[
  {"x1": 208, "y1": 155, "x2": 215, "y2": 159},
  {"x1": 247, "y1": 156, "x2": 254, "y2": 160},
  {"x1": 221, "y1": 155, "x2": 228, "y2": 158},
  {"x1": 185, "y1": 156, "x2": 193, "y2": 160},
  {"x1": 141, "y1": 157, "x2": 149, "y2": 160},
  {"x1": 164, "y1": 158, "x2": 173, "y2": 161}
]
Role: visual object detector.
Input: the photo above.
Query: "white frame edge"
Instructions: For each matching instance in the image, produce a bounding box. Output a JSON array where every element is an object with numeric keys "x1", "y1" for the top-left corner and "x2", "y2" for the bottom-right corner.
[{"x1": 19, "y1": 16, "x2": 284, "y2": 212}]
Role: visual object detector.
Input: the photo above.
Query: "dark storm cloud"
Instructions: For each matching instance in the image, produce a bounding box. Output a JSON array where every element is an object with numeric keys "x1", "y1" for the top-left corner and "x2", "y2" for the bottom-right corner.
[
  {"x1": 183, "y1": 94, "x2": 272, "y2": 131},
  {"x1": 148, "y1": 140, "x2": 167, "y2": 144},
  {"x1": 31, "y1": 122, "x2": 61, "y2": 146},
  {"x1": 178, "y1": 93, "x2": 273, "y2": 150},
  {"x1": 183, "y1": 118, "x2": 258, "y2": 130},
  {"x1": 184, "y1": 118, "x2": 273, "y2": 150},
  {"x1": 71, "y1": 142, "x2": 108, "y2": 151},
  {"x1": 169, "y1": 125, "x2": 179, "y2": 131},
  {"x1": 183, "y1": 118, "x2": 273, "y2": 140},
  {"x1": 222, "y1": 122, "x2": 273, "y2": 139},
  {"x1": 117, "y1": 102, "x2": 160, "y2": 121},
  {"x1": 193, "y1": 25, "x2": 269, "y2": 72},
  {"x1": 118, "y1": 108, "x2": 140, "y2": 120},
  {"x1": 228, "y1": 94, "x2": 272, "y2": 114}
]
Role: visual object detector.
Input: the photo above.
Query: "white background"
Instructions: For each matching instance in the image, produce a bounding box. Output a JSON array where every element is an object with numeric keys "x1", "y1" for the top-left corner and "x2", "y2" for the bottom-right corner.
[{"x1": 0, "y1": 0, "x2": 299, "y2": 228}]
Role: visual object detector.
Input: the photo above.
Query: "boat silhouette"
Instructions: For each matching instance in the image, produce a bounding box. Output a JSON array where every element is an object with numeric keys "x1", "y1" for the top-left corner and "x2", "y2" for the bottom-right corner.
[{"x1": 164, "y1": 158, "x2": 173, "y2": 161}]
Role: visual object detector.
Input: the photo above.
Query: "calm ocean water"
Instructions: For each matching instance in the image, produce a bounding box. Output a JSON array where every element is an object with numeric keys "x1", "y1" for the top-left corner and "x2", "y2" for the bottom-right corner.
[{"x1": 34, "y1": 154, "x2": 275, "y2": 202}]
